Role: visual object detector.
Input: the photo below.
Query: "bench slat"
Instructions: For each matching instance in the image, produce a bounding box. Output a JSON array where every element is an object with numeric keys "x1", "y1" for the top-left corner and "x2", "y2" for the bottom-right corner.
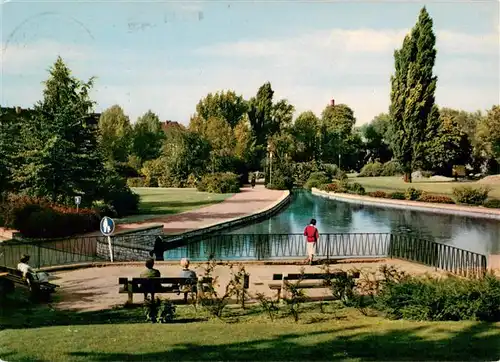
[{"x1": 284, "y1": 272, "x2": 347, "y2": 280}]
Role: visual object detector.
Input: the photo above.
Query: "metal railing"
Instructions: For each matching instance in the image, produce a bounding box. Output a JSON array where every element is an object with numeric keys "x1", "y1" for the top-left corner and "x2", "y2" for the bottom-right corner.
[{"x1": 0, "y1": 232, "x2": 488, "y2": 277}]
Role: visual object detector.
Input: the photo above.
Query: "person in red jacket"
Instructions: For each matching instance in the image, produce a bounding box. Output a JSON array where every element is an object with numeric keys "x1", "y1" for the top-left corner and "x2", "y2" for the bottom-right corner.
[{"x1": 304, "y1": 218, "x2": 319, "y2": 265}]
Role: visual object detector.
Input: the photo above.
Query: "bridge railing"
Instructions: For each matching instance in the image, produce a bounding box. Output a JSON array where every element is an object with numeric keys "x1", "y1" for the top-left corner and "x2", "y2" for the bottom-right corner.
[{"x1": 0, "y1": 232, "x2": 488, "y2": 277}]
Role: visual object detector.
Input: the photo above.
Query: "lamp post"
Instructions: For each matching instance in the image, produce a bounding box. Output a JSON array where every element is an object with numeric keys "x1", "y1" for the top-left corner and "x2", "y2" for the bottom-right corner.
[
  {"x1": 267, "y1": 144, "x2": 273, "y2": 186},
  {"x1": 338, "y1": 154, "x2": 341, "y2": 169}
]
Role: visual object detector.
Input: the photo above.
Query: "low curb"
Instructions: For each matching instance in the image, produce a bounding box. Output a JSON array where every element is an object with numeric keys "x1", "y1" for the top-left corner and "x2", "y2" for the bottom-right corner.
[{"x1": 312, "y1": 188, "x2": 500, "y2": 220}]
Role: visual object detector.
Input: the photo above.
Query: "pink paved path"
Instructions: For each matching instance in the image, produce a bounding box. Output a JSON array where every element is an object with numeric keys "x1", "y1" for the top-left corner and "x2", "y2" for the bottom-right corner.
[{"x1": 116, "y1": 185, "x2": 288, "y2": 234}]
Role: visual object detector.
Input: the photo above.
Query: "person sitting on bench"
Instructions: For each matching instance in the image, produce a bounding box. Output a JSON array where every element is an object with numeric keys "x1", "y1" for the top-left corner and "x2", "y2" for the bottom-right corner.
[
  {"x1": 140, "y1": 258, "x2": 161, "y2": 301},
  {"x1": 17, "y1": 254, "x2": 49, "y2": 283},
  {"x1": 179, "y1": 258, "x2": 197, "y2": 295}
]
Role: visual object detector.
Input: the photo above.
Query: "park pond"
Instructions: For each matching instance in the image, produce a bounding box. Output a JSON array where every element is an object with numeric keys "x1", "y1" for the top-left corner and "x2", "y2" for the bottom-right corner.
[{"x1": 165, "y1": 191, "x2": 500, "y2": 261}]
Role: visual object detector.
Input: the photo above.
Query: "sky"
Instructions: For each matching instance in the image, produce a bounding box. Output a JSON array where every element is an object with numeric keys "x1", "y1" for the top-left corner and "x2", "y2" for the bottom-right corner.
[{"x1": 0, "y1": 0, "x2": 499, "y2": 126}]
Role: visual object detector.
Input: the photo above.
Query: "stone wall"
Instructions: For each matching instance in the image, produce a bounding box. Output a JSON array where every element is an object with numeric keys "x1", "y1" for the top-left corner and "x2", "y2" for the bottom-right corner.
[{"x1": 96, "y1": 224, "x2": 164, "y2": 261}]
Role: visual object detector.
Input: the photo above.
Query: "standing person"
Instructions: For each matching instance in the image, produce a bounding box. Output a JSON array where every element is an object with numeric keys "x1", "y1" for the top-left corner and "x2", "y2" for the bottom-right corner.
[
  {"x1": 149, "y1": 236, "x2": 165, "y2": 261},
  {"x1": 250, "y1": 173, "x2": 256, "y2": 188},
  {"x1": 303, "y1": 219, "x2": 319, "y2": 265}
]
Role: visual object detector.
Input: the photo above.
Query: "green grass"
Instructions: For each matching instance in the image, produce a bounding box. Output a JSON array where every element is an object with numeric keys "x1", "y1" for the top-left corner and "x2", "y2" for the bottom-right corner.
[
  {"x1": 1, "y1": 295, "x2": 499, "y2": 361},
  {"x1": 118, "y1": 188, "x2": 234, "y2": 223},
  {"x1": 350, "y1": 176, "x2": 500, "y2": 200}
]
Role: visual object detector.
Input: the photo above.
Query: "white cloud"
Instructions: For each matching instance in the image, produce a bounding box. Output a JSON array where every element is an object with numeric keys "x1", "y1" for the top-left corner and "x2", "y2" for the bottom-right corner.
[{"x1": 1, "y1": 27, "x2": 498, "y2": 125}]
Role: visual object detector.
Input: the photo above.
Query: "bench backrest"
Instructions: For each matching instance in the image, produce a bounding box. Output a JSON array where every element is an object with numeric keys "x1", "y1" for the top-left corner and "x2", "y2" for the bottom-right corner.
[
  {"x1": 119, "y1": 277, "x2": 213, "y2": 293},
  {"x1": 271, "y1": 271, "x2": 360, "y2": 282}
]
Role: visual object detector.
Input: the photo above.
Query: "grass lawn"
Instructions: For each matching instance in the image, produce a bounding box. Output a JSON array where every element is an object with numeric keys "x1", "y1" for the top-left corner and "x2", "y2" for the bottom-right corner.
[
  {"x1": 1, "y1": 296, "x2": 499, "y2": 361},
  {"x1": 350, "y1": 176, "x2": 500, "y2": 200},
  {"x1": 117, "y1": 188, "x2": 234, "y2": 223}
]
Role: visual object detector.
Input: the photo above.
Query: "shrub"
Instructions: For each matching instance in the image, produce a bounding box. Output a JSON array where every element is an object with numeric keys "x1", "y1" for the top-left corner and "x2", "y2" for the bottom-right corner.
[
  {"x1": 346, "y1": 182, "x2": 365, "y2": 195},
  {"x1": 375, "y1": 272, "x2": 500, "y2": 322},
  {"x1": 405, "y1": 187, "x2": 423, "y2": 201},
  {"x1": 320, "y1": 182, "x2": 345, "y2": 193},
  {"x1": 304, "y1": 171, "x2": 330, "y2": 190},
  {"x1": 418, "y1": 193, "x2": 455, "y2": 204},
  {"x1": 381, "y1": 160, "x2": 403, "y2": 176},
  {"x1": 13, "y1": 204, "x2": 100, "y2": 238},
  {"x1": 359, "y1": 162, "x2": 383, "y2": 177},
  {"x1": 389, "y1": 192, "x2": 406, "y2": 200},
  {"x1": 453, "y1": 186, "x2": 490, "y2": 206},
  {"x1": 101, "y1": 173, "x2": 141, "y2": 217},
  {"x1": 483, "y1": 199, "x2": 500, "y2": 209},
  {"x1": 126, "y1": 177, "x2": 146, "y2": 188},
  {"x1": 368, "y1": 191, "x2": 387, "y2": 198},
  {"x1": 143, "y1": 297, "x2": 176, "y2": 323},
  {"x1": 420, "y1": 171, "x2": 434, "y2": 178},
  {"x1": 197, "y1": 173, "x2": 240, "y2": 194},
  {"x1": 266, "y1": 170, "x2": 294, "y2": 190}
]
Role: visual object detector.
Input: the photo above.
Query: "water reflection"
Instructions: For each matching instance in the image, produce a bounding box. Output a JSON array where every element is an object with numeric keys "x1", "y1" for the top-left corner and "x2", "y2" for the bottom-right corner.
[{"x1": 229, "y1": 191, "x2": 500, "y2": 255}]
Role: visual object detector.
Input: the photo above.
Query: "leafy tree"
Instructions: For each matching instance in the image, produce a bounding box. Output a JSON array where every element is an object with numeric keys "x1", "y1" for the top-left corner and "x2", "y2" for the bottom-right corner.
[
  {"x1": 131, "y1": 110, "x2": 165, "y2": 163},
  {"x1": 477, "y1": 105, "x2": 500, "y2": 164},
  {"x1": 0, "y1": 107, "x2": 25, "y2": 196},
  {"x1": 319, "y1": 103, "x2": 357, "y2": 166},
  {"x1": 389, "y1": 7, "x2": 438, "y2": 182},
  {"x1": 361, "y1": 113, "x2": 392, "y2": 164},
  {"x1": 425, "y1": 108, "x2": 472, "y2": 175},
  {"x1": 204, "y1": 117, "x2": 236, "y2": 173},
  {"x1": 13, "y1": 57, "x2": 104, "y2": 204},
  {"x1": 247, "y1": 82, "x2": 275, "y2": 147},
  {"x1": 272, "y1": 99, "x2": 295, "y2": 131},
  {"x1": 162, "y1": 130, "x2": 211, "y2": 181},
  {"x1": 195, "y1": 90, "x2": 248, "y2": 128},
  {"x1": 321, "y1": 103, "x2": 356, "y2": 137},
  {"x1": 293, "y1": 111, "x2": 320, "y2": 162},
  {"x1": 234, "y1": 117, "x2": 256, "y2": 164},
  {"x1": 98, "y1": 105, "x2": 133, "y2": 163}
]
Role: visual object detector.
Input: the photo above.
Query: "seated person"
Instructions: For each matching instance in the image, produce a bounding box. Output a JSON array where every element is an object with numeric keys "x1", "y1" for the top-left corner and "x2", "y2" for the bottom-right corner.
[
  {"x1": 140, "y1": 258, "x2": 161, "y2": 301},
  {"x1": 17, "y1": 254, "x2": 49, "y2": 283},
  {"x1": 179, "y1": 258, "x2": 197, "y2": 296}
]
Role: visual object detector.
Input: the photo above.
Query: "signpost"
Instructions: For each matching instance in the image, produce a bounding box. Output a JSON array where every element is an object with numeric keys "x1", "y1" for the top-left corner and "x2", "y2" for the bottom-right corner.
[
  {"x1": 100, "y1": 216, "x2": 115, "y2": 262},
  {"x1": 74, "y1": 196, "x2": 81, "y2": 213}
]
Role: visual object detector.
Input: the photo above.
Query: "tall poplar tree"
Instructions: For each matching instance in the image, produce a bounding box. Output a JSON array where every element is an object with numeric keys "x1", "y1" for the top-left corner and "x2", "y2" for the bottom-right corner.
[{"x1": 389, "y1": 7, "x2": 438, "y2": 182}]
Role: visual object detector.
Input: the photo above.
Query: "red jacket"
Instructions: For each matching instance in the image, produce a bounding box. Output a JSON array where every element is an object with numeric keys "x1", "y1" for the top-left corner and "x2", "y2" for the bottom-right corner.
[{"x1": 304, "y1": 225, "x2": 319, "y2": 242}]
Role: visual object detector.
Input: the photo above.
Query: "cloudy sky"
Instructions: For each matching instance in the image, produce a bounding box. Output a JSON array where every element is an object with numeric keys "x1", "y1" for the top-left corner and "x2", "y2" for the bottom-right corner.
[{"x1": 1, "y1": 0, "x2": 498, "y2": 125}]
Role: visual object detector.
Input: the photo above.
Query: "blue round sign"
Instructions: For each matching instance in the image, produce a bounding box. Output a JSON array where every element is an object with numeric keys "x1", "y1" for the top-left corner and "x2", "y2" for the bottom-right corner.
[{"x1": 100, "y1": 216, "x2": 115, "y2": 236}]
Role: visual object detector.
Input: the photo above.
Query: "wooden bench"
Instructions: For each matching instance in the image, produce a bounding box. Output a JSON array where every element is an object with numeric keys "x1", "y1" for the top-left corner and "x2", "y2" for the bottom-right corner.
[
  {"x1": 268, "y1": 271, "x2": 360, "y2": 301},
  {"x1": 0, "y1": 266, "x2": 58, "y2": 301},
  {"x1": 118, "y1": 277, "x2": 213, "y2": 304}
]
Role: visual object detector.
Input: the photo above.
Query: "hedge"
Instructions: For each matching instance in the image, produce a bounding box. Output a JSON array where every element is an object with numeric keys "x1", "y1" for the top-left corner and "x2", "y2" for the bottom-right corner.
[{"x1": 197, "y1": 172, "x2": 240, "y2": 194}]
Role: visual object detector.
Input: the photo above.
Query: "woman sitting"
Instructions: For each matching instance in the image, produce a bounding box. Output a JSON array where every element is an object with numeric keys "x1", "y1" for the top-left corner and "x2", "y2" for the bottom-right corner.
[{"x1": 17, "y1": 254, "x2": 49, "y2": 283}]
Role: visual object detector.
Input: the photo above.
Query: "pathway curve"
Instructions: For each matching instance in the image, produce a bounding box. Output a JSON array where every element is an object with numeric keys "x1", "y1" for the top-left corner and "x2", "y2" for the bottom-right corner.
[{"x1": 116, "y1": 185, "x2": 288, "y2": 234}]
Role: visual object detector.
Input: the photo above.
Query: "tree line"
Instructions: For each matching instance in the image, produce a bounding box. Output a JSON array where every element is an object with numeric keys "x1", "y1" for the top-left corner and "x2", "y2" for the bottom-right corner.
[{"x1": 1, "y1": 6, "x2": 499, "y2": 208}]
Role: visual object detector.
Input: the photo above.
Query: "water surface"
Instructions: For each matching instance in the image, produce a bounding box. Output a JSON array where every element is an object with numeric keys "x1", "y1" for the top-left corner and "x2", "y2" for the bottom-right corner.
[{"x1": 230, "y1": 191, "x2": 500, "y2": 255}]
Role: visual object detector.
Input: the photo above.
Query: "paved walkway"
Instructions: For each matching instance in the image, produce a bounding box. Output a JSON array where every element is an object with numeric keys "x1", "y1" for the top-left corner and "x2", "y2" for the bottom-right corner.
[
  {"x1": 50, "y1": 260, "x2": 443, "y2": 311},
  {"x1": 116, "y1": 185, "x2": 288, "y2": 234}
]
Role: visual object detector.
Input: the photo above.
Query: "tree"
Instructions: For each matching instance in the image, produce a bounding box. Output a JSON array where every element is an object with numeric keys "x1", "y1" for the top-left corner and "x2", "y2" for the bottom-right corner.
[
  {"x1": 13, "y1": 57, "x2": 104, "y2": 204},
  {"x1": 131, "y1": 110, "x2": 165, "y2": 163},
  {"x1": 195, "y1": 90, "x2": 248, "y2": 128},
  {"x1": 98, "y1": 105, "x2": 133, "y2": 164},
  {"x1": 321, "y1": 103, "x2": 356, "y2": 137},
  {"x1": 204, "y1": 117, "x2": 236, "y2": 173},
  {"x1": 293, "y1": 111, "x2": 320, "y2": 162},
  {"x1": 425, "y1": 108, "x2": 472, "y2": 176},
  {"x1": 271, "y1": 99, "x2": 295, "y2": 131},
  {"x1": 389, "y1": 7, "x2": 438, "y2": 182},
  {"x1": 361, "y1": 113, "x2": 392, "y2": 163},
  {"x1": 477, "y1": 105, "x2": 500, "y2": 166},
  {"x1": 0, "y1": 107, "x2": 25, "y2": 196},
  {"x1": 247, "y1": 82, "x2": 275, "y2": 147},
  {"x1": 319, "y1": 103, "x2": 357, "y2": 165}
]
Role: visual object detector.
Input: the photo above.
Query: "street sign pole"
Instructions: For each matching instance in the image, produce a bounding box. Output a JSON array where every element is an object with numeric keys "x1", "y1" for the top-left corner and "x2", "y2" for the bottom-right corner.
[
  {"x1": 107, "y1": 235, "x2": 114, "y2": 262},
  {"x1": 100, "y1": 216, "x2": 115, "y2": 263}
]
